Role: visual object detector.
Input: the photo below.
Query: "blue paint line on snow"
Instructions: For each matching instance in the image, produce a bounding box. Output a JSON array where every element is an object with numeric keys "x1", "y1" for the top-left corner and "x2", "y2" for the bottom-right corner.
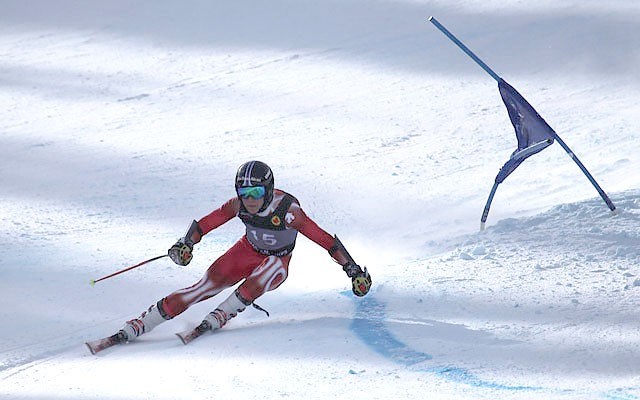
[
  {"x1": 350, "y1": 316, "x2": 432, "y2": 366},
  {"x1": 602, "y1": 390, "x2": 640, "y2": 400},
  {"x1": 425, "y1": 366, "x2": 534, "y2": 391},
  {"x1": 348, "y1": 293, "x2": 539, "y2": 392},
  {"x1": 348, "y1": 293, "x2": 640, "y2": 398}
]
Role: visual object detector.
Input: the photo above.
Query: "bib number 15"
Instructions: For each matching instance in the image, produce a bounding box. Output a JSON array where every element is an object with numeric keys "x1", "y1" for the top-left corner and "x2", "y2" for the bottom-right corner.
[{"x1": 250, "y1": 230, "x2": 278, "y2": 246}]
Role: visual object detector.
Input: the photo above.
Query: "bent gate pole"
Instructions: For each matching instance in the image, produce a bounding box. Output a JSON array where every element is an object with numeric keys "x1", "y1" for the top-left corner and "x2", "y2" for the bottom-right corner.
[{"x1": 428, "y1": 16, "x2": 616, "y2": 225}]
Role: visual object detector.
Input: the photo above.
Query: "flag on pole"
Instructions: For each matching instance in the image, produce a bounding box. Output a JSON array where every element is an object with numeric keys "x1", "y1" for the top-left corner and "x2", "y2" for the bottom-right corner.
[
  {"x1": 428, "y1": 16, "x2": 616, "y2": 229},
  {"x1": 494, "y1": 79, "x2": 555, "y2": 184}
]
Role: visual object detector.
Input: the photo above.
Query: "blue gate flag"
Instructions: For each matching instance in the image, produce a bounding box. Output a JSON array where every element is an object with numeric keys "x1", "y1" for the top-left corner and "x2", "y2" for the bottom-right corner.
[
  {"x1": 495, "y1": 79, "x2": 555, "y2": 184},
  {"x1": 428, "y1": 16, "x2": 617, "y2": 229}
]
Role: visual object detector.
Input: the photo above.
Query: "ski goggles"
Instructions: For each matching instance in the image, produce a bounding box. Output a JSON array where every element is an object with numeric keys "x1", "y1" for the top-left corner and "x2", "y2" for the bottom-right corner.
[{"x1": 237, "y1": 185, "x2": 266, "y2": 199}]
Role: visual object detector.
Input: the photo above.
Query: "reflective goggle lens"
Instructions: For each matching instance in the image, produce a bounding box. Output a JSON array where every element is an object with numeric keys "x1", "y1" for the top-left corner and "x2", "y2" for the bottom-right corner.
[{"x1": 237, "y1": 186, "x2": 266, "y2": 199}]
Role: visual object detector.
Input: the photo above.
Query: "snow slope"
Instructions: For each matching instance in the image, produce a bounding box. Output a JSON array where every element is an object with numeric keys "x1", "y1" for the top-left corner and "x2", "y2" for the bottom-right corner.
[{"x1": 1, "y1": 1, "x2": 639, "y2": 399}]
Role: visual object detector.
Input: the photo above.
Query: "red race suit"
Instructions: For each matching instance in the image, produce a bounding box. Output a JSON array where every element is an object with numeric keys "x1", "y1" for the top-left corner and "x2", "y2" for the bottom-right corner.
[{"x1": 161, "y1": 189, "x2": 347, "y2": 318}]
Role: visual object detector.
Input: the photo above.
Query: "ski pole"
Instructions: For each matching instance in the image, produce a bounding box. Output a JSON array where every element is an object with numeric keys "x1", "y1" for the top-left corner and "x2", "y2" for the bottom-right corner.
[{"x1": 90, "y1": 254, "x2": 168, "y2": 286}]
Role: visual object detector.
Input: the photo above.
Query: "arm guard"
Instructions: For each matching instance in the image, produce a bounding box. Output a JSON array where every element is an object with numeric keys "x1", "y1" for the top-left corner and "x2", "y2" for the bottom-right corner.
[
  {"x1": 184, "y1": 219, "x2": 203, "y2": 246},
  {"x1": 329, "y1": 235, "x2": 372, "y2": 296},
  {"x1": 328, "y1": 235, "x2": 353, "y2": 267},
  {"x1": 168, "y1": 220, "x2": 203, "y2": 266}
]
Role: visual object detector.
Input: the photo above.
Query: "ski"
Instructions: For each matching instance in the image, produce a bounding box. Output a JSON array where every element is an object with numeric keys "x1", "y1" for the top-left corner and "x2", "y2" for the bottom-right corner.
[
  {"x1": 85, "y1": 331, "x2": 126, "y2": 355},
  {"x1": 176, "y1": 321, "x2": 212, "y2": 345}
]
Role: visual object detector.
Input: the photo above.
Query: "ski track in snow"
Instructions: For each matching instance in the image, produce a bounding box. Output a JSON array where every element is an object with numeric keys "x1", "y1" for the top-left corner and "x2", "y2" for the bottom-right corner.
[
  {"x1": 2, "y1": 192, "x2": 639, "y2": 399},
  {"x1": 353, "y1": 294, "x2": 640, "y2": 399},
  {"x1": 348, "y1": 190, "x2": 640, "y2": 399}
]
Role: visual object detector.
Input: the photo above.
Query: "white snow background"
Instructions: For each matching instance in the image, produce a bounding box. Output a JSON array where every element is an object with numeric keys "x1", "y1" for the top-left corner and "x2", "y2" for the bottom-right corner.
[{"x1": 1, "y1": 1, "x2": 639, "y2": 399}]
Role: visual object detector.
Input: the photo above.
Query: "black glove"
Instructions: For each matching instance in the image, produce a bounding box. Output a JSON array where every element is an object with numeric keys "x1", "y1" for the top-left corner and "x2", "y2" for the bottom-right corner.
[
  {"x1": 343, "y1": 262, "x2": 372, "y2": 297},
  {"x1": 168, "y1": 238, "x2": 193, "y2": 266}
]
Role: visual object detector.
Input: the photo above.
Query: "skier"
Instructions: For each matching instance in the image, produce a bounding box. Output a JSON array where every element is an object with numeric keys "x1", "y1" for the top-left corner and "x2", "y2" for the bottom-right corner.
[{"x1": 92, "y1": 160, "x2": 371, "y2": 350}]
